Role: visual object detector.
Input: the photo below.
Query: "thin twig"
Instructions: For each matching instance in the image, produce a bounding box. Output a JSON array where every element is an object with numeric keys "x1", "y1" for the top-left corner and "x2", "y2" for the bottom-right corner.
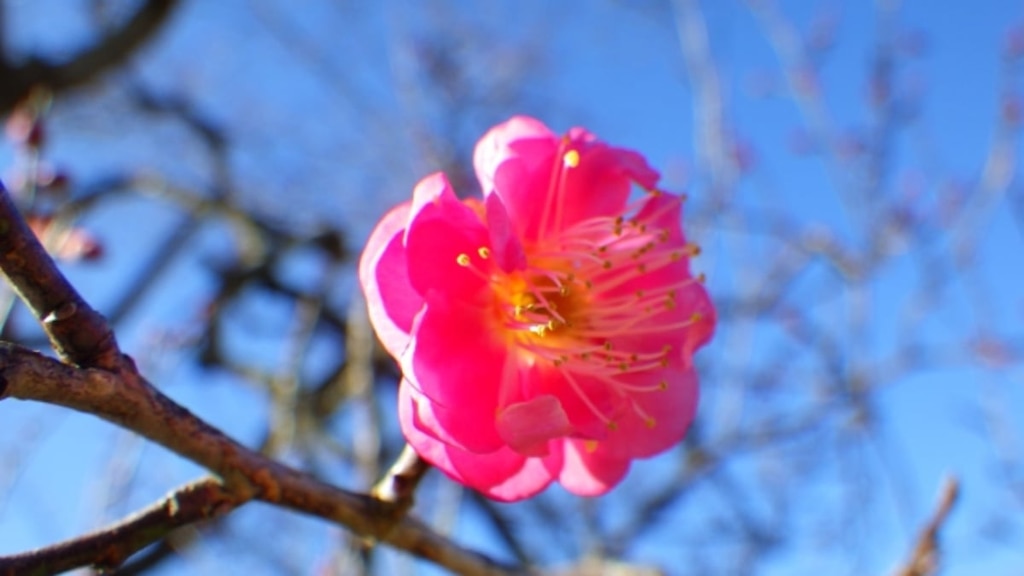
[
  {"x1": 0, "y1": 479, "x2": 235, "y2": 576},
  {"x1": 892, "y1": 477, "x2": 961, "y2": 576}
]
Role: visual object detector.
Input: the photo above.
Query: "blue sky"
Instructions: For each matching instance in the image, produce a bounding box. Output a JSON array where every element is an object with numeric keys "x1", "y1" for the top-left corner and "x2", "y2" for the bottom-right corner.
[{"x1": 1, "y1": 1, "x2": 1023, "y2": 574}]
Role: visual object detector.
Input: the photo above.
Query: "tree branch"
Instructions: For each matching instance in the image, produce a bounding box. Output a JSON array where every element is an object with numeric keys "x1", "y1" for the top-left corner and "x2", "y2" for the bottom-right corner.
[
  {"x1": 0, "y1": 184, "x2": 120, "y2": 368},
  {"x1": 892, "y1": 477, "x2": 960, "y2": 576},
  {"x1": 0, "y1": 178, "x2": 519, "y2": 575},
  {"x1": 0, "y1": 0, "x2": 180, "y2": 113},
  {"x1": 0, "y1": 479, "x2": 235, "y2": 576},
  {"x1": 371, "y1": 444, "x2": 433, "y2": 531},
  {"x1": 0, "y1": 337, "x2": 519, "y2": 575}
]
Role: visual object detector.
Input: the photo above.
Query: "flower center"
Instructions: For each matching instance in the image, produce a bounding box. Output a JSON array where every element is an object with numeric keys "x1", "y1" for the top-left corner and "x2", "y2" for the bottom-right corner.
[{"x1": 455, "y1": 148, "x2": 706, "y2": 432}]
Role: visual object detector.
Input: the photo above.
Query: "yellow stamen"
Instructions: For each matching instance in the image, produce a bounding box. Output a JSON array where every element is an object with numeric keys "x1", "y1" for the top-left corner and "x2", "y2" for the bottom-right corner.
[{"x1": 564, "y1": 149, "x2": 580, "y2": 168}]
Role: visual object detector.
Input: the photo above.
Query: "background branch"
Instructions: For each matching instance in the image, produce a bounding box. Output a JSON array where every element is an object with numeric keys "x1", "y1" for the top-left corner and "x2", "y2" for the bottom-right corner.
[
  {"x1": 0, "y1": 0, "x2": 180, "y2": 113},
  {"x1": 892, "y1": 477, "x2": 961, "y2": 576}
]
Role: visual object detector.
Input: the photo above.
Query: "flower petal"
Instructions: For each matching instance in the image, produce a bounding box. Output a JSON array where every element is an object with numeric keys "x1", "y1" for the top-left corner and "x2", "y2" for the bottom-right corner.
[
  {"x1": 677, "y1": 282, "x2": 716, "y2": 367},
  {"x1": 477, "y1": 116, "x2": 663, "y2": 243},
  {"x1": 358, "y1": 202, "x2": 422, "y2": 359},
  {"x1": 402, "y1": 377, "x2": 561, "y2": 501},
  {"x1": 473, "y1": 115, "x2": 555, "y2": 196},
  {"x1": 485, "y1": 193, "x2": 527, "y2": 273},
  {"x1": 398, "y1": 381, "x2": 465, "y2": 485},
  {"x1": 476, "y1": 451, "x2": 562, "y2": 502},
  {"x1": 490, "y1": 148, "x2": 556, "y2": 242},
  {"x1": 407, "y1": 378, "x2": 505, "y2": 454},
  {"x1": 527, "y1": 364, "x2": 623, "y2": 441},
  {"x1": 405, "y1": 173, "x2": 492, "y2": 302},
  {"x1": 449, "y1": 443, "x2": 563, "y2": 502},
  {"x1": 602, "y1": 367, "x2": 699, "y2": 459},
  {"x1": 558, "y1": 438, "x2": 631, "y2": 497},
  {"x1": 634, "y1": 192, "x2": 686, "y2": 245},
  {"x1": 402, "y1": 296, "x2": 508, "y2": 434},
  {"x1": 550, "y1": 139, "x2": 660, "y2": 232},
  {"x1": 496, "y1": 394, "x2": 572, "y2": 456}
]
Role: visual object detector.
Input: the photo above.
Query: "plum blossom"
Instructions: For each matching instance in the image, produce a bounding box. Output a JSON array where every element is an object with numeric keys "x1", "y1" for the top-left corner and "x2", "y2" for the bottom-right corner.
[{"x1": 359, "y1": 116, "x2": 715, "y2": 501}]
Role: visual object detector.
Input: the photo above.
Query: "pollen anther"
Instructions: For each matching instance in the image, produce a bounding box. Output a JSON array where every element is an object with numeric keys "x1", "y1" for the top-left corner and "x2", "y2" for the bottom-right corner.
[{"x1": 564, "y1": 149, "x2": 581, "y2": 168}]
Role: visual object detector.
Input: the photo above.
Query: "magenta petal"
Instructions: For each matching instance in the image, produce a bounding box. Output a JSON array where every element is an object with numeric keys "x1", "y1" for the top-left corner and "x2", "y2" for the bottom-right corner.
[
  {"x1": 358, "y1": 202, "x2": 423, "y2": 359},
  {"x1": 402, "y1": 296, "x2": 509, "y2": 425},
  {"x1": 408, "y1": 172, "x2": 460, "y2": 221},
  {"x1": 559, "y1": 439, "x2": 631, "y2": 497},
  {"x1": 407, "y1": 377, "x2": 505, "y2": 454},
  {"x1": 600, "y1": 256, "x2": 714, "y2": 366},
  {"x1": 477, "y1": 118, "x2": 664, "y2": 243},
  {"x1": 398, "y1": 382, "x2": 465, "y2": 484},
  {"x1": 555, "y1": 141, "x2": 660, "y2": 229},
  {"x1": 603, "y1": 369, "x2": 699, "y2": 459},
  {"x1": 405, "y1": 173, "x2": 492, "y2": 301},
  {"x1": 528, "y1": 364, "x2": 622, "y2": 441},
  {"x1": 473, "y1": 115, "x2": 555, "y2": 196},
  {"x1": 634, "y1": 193, "x2": 686, "y2": 245},
  {"x1": 485, "y1": 193, "x2": 526, "y2": 272},
  {"x1": 448, "y1": 443, "x2": 563, "y2": 502},
  {"x1": 677, "y1": 283, "x2": 716, "y2": 366},
  {"x1": 478, "y1": 451, "x2": 562, "y2": 502},
  {"x1": 446, "y1": 445, "x2": 529, "y2": 490},
  {"x1": 402, "y1": 370, "x2": 558, "y2": 501},
  {"x1": 491, "y1": 155, "x2": 550, "y2": 241},
  {"x1": 496, "y1": 395, "x2": 572, "y2": 456}
]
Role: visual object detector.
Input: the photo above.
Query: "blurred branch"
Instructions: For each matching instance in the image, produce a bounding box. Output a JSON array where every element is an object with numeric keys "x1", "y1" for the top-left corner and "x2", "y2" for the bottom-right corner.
[
  {"x1": 891, "y1": 477, "x2": 960, "y2": 576},
  {"x1": 469, "y1": 492, "x2": 536, "y2": 567},
  {"x1": 672, "y1": 0, "x2": 735, "y2": 199},
  {"x1": 0, "y1": 0, "x2": 180, "y2": 113}
]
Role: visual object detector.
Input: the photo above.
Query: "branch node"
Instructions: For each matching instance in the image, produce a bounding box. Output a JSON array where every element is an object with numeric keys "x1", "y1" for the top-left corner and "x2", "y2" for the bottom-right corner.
[{"x1": 43, "y1": 301, "x2": 78, "y2": 324}]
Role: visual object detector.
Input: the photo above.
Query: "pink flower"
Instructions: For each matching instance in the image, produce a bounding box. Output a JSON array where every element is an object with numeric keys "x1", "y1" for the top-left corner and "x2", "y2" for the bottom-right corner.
[{"x1": 360, "y1": 116, "x2": 715, "y2": 501}]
